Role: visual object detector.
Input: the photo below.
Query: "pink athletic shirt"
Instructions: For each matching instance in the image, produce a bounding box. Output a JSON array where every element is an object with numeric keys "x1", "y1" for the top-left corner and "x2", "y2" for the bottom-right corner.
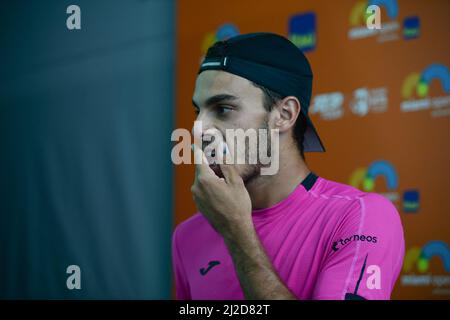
[{"x1": 172, "y1": 173, "x2": 405, "y2": 300}]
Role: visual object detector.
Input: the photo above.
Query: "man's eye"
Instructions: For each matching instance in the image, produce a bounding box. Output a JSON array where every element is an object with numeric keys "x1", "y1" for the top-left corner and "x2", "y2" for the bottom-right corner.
[{"x1": 217, "y1": 105, "x2": 232, "y2": 115}]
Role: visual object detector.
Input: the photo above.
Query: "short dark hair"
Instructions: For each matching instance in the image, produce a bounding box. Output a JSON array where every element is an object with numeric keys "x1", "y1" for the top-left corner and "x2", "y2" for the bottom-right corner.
[{"x1": 252, "y1": 82, "x2": 307, "y2": 160}]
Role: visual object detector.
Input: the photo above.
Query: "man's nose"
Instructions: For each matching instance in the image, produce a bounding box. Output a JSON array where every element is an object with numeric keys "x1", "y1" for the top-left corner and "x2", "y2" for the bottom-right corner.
[
  {"x1": 191, "y1": 120, "x2": 223, "y2": 147},
  {"x1": 194, "y1": 109, "x2": 211, "y2": 125},
  {"x1": 191, "y1": 113, "x2": 214, "y2": 137}
]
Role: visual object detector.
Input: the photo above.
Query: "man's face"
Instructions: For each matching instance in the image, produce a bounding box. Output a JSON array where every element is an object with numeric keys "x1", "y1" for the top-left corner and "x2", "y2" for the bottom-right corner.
[{"x1": 192, "y1": 70, "x2": 271, "y2": 183}]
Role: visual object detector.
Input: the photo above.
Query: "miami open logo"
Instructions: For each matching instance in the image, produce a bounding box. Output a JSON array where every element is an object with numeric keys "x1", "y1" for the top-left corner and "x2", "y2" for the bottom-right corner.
[
  {"x1": 401, "y1": 63, "x2": 450, "y2": 118},
  {"x1": 348, "y1": 0, "x2": 399, "y2": 41},
  {"x1": 200, "y1": 23, "x2": 240, "y2": 57},
  {"x1": 348, "y1": 0, "x2": 419, "y2": 42},
  {"x1": 349, "y1": 160, "x2": 419, "y2": 213},
  {"x1": 402, "y1": 241, "x2": 450, "y2": 296}
]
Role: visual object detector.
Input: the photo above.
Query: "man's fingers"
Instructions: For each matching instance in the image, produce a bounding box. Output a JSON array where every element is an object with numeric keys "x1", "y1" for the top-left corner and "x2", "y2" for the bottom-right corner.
[
  {"x1": 191, "y1": 143, "x2": 216, "y2": 179},
  {"x1": 219, "y1": 163, "x2": 242, "y2": 185},
  {"x1": 192, "y1": 143, "x2": 207, "y2": 164}
]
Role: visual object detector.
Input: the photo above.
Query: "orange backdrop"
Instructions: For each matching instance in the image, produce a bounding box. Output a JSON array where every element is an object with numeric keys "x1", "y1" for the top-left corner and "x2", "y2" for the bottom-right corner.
[{"x1": 174, "y1": 0, "x2": 450, "y2": 299}]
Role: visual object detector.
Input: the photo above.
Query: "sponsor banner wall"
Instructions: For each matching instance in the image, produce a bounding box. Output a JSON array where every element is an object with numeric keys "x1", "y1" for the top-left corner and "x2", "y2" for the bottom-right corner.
[{"x1": 175, "y1": 0, "x2": 450, "y2": 299}]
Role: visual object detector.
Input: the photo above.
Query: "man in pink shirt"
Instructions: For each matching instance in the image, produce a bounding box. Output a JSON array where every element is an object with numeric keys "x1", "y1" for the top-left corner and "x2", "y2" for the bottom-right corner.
[{"x1": 172, "y1": 33, "x2": 405, "y2": 300}]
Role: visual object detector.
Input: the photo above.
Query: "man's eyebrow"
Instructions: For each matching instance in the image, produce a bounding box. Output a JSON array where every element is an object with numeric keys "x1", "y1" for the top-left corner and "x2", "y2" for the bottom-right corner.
[{"x1": 192, "y1": 94, "x2": 239, "y2": 109}]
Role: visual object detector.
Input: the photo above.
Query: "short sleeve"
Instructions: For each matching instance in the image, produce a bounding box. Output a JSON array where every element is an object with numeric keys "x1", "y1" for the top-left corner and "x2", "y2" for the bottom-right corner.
[
  {"x1": 312, "y1": 193, "x2": 405, "y2": 300},
  {"x1": 172, "y1": 226, "x2": 191, "y2": 300}
]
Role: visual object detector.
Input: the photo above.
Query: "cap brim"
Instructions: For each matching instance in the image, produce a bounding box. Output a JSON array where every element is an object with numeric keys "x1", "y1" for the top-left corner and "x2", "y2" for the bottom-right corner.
[{"x1": 303, "y1": 113, "x2": 326, "y2": 152}]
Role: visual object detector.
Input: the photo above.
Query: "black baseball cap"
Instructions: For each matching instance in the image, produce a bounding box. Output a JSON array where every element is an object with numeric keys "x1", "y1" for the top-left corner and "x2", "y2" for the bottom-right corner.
[{"x1": 198, "y1": 32, "x2": 325, "y2": 152}]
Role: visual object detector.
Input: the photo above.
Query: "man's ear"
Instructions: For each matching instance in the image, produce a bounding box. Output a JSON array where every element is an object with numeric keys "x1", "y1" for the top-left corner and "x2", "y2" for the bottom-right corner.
[{"x1": 273, "y1": 96, "x2": 301, "y2": 133}]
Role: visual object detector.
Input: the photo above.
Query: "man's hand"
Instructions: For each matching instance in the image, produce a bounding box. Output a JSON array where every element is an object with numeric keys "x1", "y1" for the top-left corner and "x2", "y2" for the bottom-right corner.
[
  {"x1": 190, "y1": 141, "x2": 297, "y2": 300},
  {"x1": 190, "y1": 143, "x2": 252, "y2": 236}
]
